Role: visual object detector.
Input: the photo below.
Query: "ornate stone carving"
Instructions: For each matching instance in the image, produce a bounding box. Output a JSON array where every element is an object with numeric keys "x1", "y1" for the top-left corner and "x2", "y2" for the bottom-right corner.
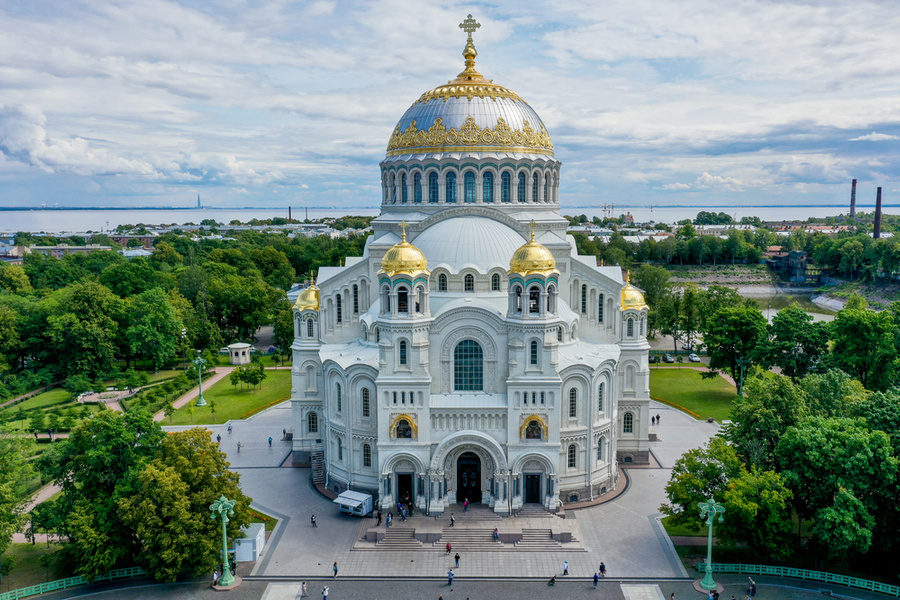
[{"x1": 386, "y1": 117, "x2": 554, "y2": 157}]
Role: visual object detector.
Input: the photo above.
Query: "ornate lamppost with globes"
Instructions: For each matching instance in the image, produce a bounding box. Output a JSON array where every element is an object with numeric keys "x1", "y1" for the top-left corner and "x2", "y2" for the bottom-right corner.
[
  {"x1": 698, "y1": 497, "x2": 726, "y2": 591},
  {"x1": 193, "y1": 351, "x2": 208, "y2": 407},
  {"x1": 210, "y1": 495, "x2": 237, "y2": 587}
]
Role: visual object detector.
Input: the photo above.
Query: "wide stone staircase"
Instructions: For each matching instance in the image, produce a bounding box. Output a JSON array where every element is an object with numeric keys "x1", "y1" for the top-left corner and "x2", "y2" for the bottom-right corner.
[
  {"x1": 375, "y1": 526, "x2": 423, "y2": 550},
  {"x1": 310, "y1": 449, "x2": 325, "y2": 484},
  {"x1": 515, "y1": 504, "x2": 555, "y2": 519},
  {"x1": 433, "y1": 528, "x2": 503, "y2": 551},
  {"x1": 515, "y1": 528, "x2": 562, "y2": 549}
]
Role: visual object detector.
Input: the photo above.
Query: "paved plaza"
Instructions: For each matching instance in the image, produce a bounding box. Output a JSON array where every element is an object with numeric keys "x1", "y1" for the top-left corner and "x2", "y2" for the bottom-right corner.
[{"x1": 162, "y1": 399, "x2": 719, "y2": 581}]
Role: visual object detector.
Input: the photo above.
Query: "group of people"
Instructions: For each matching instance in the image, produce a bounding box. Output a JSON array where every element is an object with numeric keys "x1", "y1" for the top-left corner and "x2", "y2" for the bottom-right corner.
[
  {"x1": 549, "y1": 560, "x2": 606, "y2": 586},
  {"x1": 651, "y1": 413, "x2": 662, "y2": 426}
]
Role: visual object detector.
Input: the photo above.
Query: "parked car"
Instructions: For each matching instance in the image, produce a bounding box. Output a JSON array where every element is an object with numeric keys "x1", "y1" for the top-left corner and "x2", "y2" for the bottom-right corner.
[
  {"x1": 688, "y1": 353, "x2": 701, "y2": 363},
  {"x1": 649, "y1": 355, "x2": 661, "y2": 364},
  {"x1": 663, "y1": 353, "x2": 676, "y2": 363}
]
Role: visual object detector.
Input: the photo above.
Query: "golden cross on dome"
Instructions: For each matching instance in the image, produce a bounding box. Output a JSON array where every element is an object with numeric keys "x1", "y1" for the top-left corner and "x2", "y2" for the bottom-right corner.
[
  {"x1": 529, "y1": 220, "x2": 536, "y2": 242},
  {"x1": 400, "y1": 220, "x2": 408, "y2": 241},
  {"x1": 459, "y1": 14, "x2": 480, "y2": 40}
]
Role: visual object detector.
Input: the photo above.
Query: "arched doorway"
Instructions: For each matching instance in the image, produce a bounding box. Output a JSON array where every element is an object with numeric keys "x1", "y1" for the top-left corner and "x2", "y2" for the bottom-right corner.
[{"x1": 457, "y1": 452, "x2": 481, "y2": 503}]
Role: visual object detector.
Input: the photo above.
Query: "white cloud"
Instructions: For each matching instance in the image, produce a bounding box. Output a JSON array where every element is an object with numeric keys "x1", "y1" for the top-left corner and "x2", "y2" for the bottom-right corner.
[{"x1": 850, "y1": 131, "x2": 899, "y2": 141}]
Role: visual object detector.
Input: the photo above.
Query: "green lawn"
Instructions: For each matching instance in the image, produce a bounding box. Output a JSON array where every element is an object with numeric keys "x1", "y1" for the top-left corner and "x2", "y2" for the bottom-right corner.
[
  {"x1": 649, "y1": 368, "x2": 737, "y2": 422},
  {"x1": 165, "y1": 369, "x2": 292, "y2": 425},
  {"x1": 8, "y1": 388, "x2": 72, "y2": 412},
  {"x1": 1, "y1": 543, "x2": 64, "y2": 590},
  {"x1": 661, "y1": 515, "x2": 705, "y2": 537}
]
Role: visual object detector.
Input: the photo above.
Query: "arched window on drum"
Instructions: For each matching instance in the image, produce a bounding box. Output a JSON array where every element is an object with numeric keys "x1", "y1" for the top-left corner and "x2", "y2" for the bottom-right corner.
[{"x1": 483, "y1": 171, "x2": 494, "y2": 202}]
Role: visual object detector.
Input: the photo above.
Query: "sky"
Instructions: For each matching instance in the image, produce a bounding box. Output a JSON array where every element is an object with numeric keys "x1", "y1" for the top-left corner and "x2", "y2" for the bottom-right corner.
[{"x1": 1, "y1": 0, "x2": 900, "y2": 211}]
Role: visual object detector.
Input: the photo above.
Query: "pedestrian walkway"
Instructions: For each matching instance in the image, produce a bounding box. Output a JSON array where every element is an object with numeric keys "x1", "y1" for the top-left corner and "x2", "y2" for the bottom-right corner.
[{"x1": 151, "y1": 366, "x2": 235, "y2": 422}]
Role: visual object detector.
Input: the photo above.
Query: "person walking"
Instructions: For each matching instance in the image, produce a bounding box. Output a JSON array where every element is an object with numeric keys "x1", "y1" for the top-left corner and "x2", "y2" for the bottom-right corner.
[
  {"x1": 656, "y1": 413, "x2": 661, "y2": 423},
  {"x1": 322, "y1": 586, "x2": 329, "y2": 600},
  {"x1": 332, "y1": 561, "x2": 338, "y2": 578},
  {"x1": 376, "y1": 510, "x2": 382, "y2": 526},
  {"x1": 454, "y1": 552, "x2": 460, "y2": 568},
  {"x1": 446, "y1": 541, "x2": 452, "y2": 555},
  {"x1": 593, "y1": 573, "x2": 599, "y2": 588},
  {"x1": 651, "y1": 415, "x2": 656, "y2": 426},
  {"x1": 216, "y1": 434, "x2": 221, "y2": 444},
  {"x1": 237, "y1": 441, "x2": 242, "y2": 453},
  {"x1": 463, "y1": 498, "x2": 468, "y2": 511},
  {"x1": 268, "y1": 436, "x2": 273, "y2": 447},
  {"x1": 301, "y1": 581, "x2": 308, "y2": 597},
  {"x1": 227, "y1": 423, "x2": 233, "y2": 434},
  {"x1": 563, "y1": 559, "x2": 569, "y2": 575},
  {"x1": 450, "y1": 512, "x2": 456, "y2": 527},
  {"x1": 386, "y1": 512, "x2": 392, "y2": 528},
  {"x1": 599, "y1": 562, "x2": 606, "y2": 577},
  {"x1": 212, "y1": 571, "x2": 219, "y2": 587},
  {"x1": 311, "y1": 514, "x2": 317, "y2": 527},
  {"x1": 447, "y1": 569, "x2": 454, "y2": 585},
  {"x1": 493, "y1": 527, "x2": 499, "y2": 541},
  {"x1": 670, "y1": 593, "x2": 675, "y2": 600}
]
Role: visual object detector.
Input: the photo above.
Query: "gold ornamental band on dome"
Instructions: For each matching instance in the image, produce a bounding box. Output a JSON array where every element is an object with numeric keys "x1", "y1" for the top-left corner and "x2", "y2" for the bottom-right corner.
[{"x1": 386, "y1": 116, "x2": 554, "y2": 157}]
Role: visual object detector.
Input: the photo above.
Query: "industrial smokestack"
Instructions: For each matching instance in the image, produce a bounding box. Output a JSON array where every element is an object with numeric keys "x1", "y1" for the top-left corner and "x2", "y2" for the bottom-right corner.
[
  {"x1": 289, "y1": 206, "x2": 292, "y2": 222},
  {"x1": 874, "y1": 187, "x2": 883, "y2": 239},
  {"x1": 850, "y1": 179, "x2": 857, "y2": 218}
]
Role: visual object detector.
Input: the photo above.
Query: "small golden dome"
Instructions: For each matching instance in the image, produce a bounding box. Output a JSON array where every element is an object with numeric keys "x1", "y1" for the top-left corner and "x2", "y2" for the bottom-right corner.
[
  {"x1": 295, "y1": 282, "x2": 319, "y2": 311},
  {"x1": 621, "y1": 273, "x2": 649, "y2": 311},
  {"x1": 508, "y1": 226, "x2": 557, "y2": 276},
  {"x1": 379, "y1": 223, "x2": 430, "y2": 277}
]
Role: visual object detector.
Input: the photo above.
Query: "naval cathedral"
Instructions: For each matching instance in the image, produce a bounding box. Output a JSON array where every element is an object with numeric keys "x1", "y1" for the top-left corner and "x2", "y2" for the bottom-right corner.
[{"x1": 290, "y1": 17, "x2": 651, "y2": 514}]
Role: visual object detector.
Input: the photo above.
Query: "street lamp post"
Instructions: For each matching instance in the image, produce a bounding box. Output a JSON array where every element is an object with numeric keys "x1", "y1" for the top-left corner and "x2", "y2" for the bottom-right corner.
[
  {"x1": 698, "y1": 497, "x2": 726, "y2": 591},
  {"x1": 736, "y1": 356, "x2": 750, "y2": 398},
  {"x1": 193, "y1": 352, "x2": 208, "y2": 407},
  {"x1": 181, "y1": 328, "x2": 187, "y2": 372},
  {"x1": 209, "y1": 495, "x2": 237, "y2": 587}
]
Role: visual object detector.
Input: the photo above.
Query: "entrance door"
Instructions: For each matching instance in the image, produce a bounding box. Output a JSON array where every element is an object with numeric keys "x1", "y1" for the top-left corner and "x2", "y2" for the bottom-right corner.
[
  {"x1": 457, "y1": 452, "x2": 481, "y2": 503},
  {"x1": 524, "y1": 474, "x2": 541, "y2": 504},
  {"x1": 397, "y1": 473, "x2": 413, "y2": 505}
]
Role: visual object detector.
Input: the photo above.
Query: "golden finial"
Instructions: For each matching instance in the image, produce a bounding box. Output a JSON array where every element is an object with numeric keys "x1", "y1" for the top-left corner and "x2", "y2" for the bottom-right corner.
[
  {"x1": 457, "y1": 14, "x2": 482, "y2": 79},
  {"x1": 400, "y1": 220, "x2": 408, "y2": 241},
  {"x1": 625, "y1": 271, "x2": 631, "y2": 283},
  {"x1": 529, "y1": 220, "x2": 536, "y2": 242}
]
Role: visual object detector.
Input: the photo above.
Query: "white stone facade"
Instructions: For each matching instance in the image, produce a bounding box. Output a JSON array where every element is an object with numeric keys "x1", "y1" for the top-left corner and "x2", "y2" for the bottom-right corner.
[{"x1": 291, "y1": 35, "x2": 650, "y2": 514}]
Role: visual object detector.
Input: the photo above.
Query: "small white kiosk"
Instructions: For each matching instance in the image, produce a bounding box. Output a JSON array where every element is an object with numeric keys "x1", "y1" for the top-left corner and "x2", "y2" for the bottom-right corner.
[
  {"x1": 333, "y1": 491, "x2": 373, "y2": 517},
  {"x1": 233, "y1": 522, "x2": 265, "y2": 562},
  {"x1": 227, "y1": 343, "x2": 252, "y2": 366}
]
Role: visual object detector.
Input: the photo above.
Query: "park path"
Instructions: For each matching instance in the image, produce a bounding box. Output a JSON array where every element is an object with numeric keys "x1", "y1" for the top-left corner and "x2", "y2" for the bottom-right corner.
[
  {"x1": 151, "y1": 366, "x2": 236, "y2": 422},
  {"x1": 0, "y1": 382, "x2": 63, "y2": 409},
  {"x1": 10, "y1": 483, "x2": 63, "y2": 544}
]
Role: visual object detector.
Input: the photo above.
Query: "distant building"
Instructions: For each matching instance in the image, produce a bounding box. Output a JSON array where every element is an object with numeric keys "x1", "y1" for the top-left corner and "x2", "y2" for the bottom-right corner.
[
  {"x1": 0, "y1": 245, "x2": 30, "y2": 265},
  {"x1": 29, "y1": 244, "x2": 112, "y2": 258}
]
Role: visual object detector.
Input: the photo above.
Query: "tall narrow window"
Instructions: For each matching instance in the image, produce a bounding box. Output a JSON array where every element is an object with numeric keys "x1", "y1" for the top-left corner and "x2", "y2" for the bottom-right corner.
[
  {"x1": 597, "y1": 437, "x2": 604, "y2": 460},
  {"x1": 624, "y1": 412, "x2": 634, "y2": 433},
  {"x1": 454, "y1": 339, "x2": 484, "y2": 391},
  {"x1": 336, "y1": 383, "x2": 342, "y2": 412},
  {"x1": 336, "y1": 295, "x2": 343, "y2": 323},
  {"x1": 464, "y1": 274, "x2": 474, "y2": 292},
  {"x1": 627, "y1": 318, "x2": 634, "y2": 337},
  {"x1": 414, "y1": 172, "x2": 422, "y2": 203},
  {"x1": 544, "y1": 178, "x2": 549, "y2": 203},
  {"x1": 568, "y1": 388, "x2": 577, "y2": 418},
  {"x1": 598, "y1": 382, "x2": 605, "y2": 412},
  {"x1": 491, "y1": 273, "x2": 500, "y2": 291},
  {"x1": 398, "y1": 288, "x2": 408, "y2": 313},
  {"x1": 464, "y1": 171, "x2": 476, "y2": 202},
  {"x1": 308, "y1": 412, "x2": 318, "y2": 433},
  {"x1": 363, "y1": 443, "x2": 372, "y2": 467},
  {"x1": 640, "y1": 317, "x2": 645, "y2": 337},
  {"x1": 501, "y1": 172, "x2": 511, "y2": 202},
  {"x1": 429, "y1": 172, "x2": 439, "y2": 202},
  {"x1": 446, "y1": 171, "x2": 457, "y2": 203},
  {"x1": 307, "y1": 318, "x2": 314, "y2": 338},
  {"x1": 353, "y1": 285, "x2": 359, "y2": 314},
  {"x1": 598, "y1": 293, "x2": 604, "y2": 323},
  {"x1": 438, "y1": 274, "x2": 447, "y2": 291},
  {"x1": 557, "y1": 328, "x2": 562, "y2": 342},
  {"x1": 567, "y1": 444, "x2": 576, "y2": 468},
  {"x1": 517, "y1": 172, "x2": 526, "y2": 202},
  {"x1": 399, "y1": 340, "x2": 408, "y2": 365},
  {"x1": 530, "y1": 340, "x2": 538, "y2": 365},
  {"x1": 391, "y1": 175, "x2": 396, "y2": 204},
  {"x1": 483, "y1": 172, "x2": 494, "y2": 202},
  {"x1": 337, "y1": 438, "x2": 343, "y2": 461},
  {"x1": 401, "y1": 173, "x2": 408, "y2": 203},
  {"x1": 581, "y1": 285, "x2": 587, "y2": 314},
  {"x1": 529, "y1": 287, "x2": 540, "y2": 313},
  {"x1": 532, "y1": 173, "x2": 539, "y2": 202},
  {"x1": 362, "y1": 388, "x2": 370, "y2": 417}
]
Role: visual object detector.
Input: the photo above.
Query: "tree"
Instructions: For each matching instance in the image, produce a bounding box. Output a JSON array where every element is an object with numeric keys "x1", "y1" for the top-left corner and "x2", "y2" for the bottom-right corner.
[
  {"x1": 631, "y1": 265, "x2": 670, "y2": 335},
  {"x1": 126, "y1": 288, "x2": 183, "y2": 372},
  {"x1": 0, "y1": 427, "x2": 34, "y2": 558},
  {"x1": 119, "y1": 429, "x2": 251, "y2": 582},
  {"x1": 0, "y1": 266, "x2": 32, "y2": 293},
  {"x1": 726, "y1": 374, "x2": 807, "y2": 469},
  {"x1": 0, "y1": 305, "x2": 21, "y2": 372},
  {"x1": 150, "y1": 241, "x2": 183, "y2": 267},
  {"x1": 229, "y1": 367, "x2": 243, "y2": 390},
  {"x1": 660, "y1": 437, "x2": 742, "y2": 530},
  {"x1": 717, "y1": 466, "x2": 795, "y2": 561},
  {"x1": 799, "y1": 369, "x2": 867, "y2": 419},
  {"x1": 99, "y1": 259, "x2": 159, "y2": 297},
  {"x1": 272, "y1": 295, "x2": 295, "y2": 357},
  {"x1": 775, "y1": 417, "x2": 897, "y2": 556},
  {"x1": 45, "y1": 281, "x2": 124, "y2": 378},
  {"x1": 37, "y1": 410, "x2": 165, "y2": 580},
  {"x1": 768, "y1": 304, "x2": 829, "y2": 379},
  {"x1": 703, "y1": 305, "x2": 769, "y2": 396},
  {"x1": 830, "y1": 306, "x2": 898, "y2": 390}
]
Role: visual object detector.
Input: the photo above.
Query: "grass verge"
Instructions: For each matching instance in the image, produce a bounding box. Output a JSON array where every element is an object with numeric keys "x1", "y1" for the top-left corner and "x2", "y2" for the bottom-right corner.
[
  {"x1": 247, "y1": 507, "x2": 279, "y2": 532},
  {"x1": 649, "y1": 368, "x2": 737, "y2": 422},
  {"x1": 165, "y1": 369, "x2": 292, "y2": 425},
  {"x1": 1, "y1": 543, "x2": 63, "y2": 590}
]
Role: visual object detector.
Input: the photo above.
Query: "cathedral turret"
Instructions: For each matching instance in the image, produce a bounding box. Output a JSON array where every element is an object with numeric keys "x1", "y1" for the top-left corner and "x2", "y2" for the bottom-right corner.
[
  {"x1": 507, "y1": 224, "x2": 559, "y2": 318},
  {"x1": 378, "y1": 221, "x2": 431, "y2": 317}
]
